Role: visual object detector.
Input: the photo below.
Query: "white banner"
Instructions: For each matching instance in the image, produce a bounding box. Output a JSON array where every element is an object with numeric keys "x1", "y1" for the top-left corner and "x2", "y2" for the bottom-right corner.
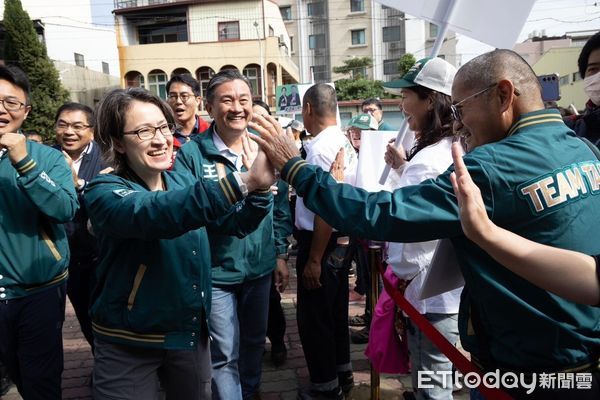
[
  {"x1": 375, "y1": 0, "x2": 536, "y2": 49},
  {"x1": 356, "y1": 130, "x2": 415, "y2": 192}
]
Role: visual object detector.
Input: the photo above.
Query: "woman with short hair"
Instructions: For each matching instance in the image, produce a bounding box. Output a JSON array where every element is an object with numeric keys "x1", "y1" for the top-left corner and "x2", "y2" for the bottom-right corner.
[{"x1": 85, "y1": 87, "x2": 274, "y2": 400}]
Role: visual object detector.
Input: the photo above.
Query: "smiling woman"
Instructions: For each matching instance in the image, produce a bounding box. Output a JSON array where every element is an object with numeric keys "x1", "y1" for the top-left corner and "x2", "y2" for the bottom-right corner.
[{"x1": 84, "y1": 87, "x2": 276, "y2": 400}]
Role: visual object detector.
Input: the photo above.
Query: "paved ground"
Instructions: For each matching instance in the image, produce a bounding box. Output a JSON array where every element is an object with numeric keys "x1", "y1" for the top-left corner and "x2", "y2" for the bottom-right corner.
[{"x1": 2, "y1": 260, "x2": 469, "y2": 400}]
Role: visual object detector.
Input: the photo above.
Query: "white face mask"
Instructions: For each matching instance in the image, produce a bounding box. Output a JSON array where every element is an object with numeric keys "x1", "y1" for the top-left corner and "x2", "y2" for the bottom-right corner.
[{"x1": 584, "y1": 72, "x2": 600, "y2": 106}]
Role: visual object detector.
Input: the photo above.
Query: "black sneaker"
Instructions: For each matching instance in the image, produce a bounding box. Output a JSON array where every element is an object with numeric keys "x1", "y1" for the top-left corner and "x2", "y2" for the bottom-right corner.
[
  {"x1": 296, "y1": 386, "x2": 343, "y2": 400},
  {"x1": 337, "y1": 370, "x2": 354, "y2": 394},
  {"x1": 271, "y1": 343, "x2": 288, "y2": 367}
]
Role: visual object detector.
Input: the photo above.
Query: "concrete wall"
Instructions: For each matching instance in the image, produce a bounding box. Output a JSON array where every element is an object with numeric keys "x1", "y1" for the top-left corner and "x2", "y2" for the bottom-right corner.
[{"x1": 54, "y1": 60, "x2": 120, "y2": 107}]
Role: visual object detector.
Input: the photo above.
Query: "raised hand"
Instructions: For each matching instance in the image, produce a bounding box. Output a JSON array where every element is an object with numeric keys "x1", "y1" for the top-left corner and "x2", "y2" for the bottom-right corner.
[
  {"x1": 329, "y1": 148, "x2": 344, "y2": 182},
  {"x1": 449, "y1": 142, "x2": 491, "y2": 243},
  {"x1": 248, "y1": 114, "x2": 300, "y2": 171},
  {"x1": 241, "y1": 131, "x2": 259, "y2": 170},
  {"x1": 0, "y1": 132, "x2": 28, "y2": 164},
  {"x1": 62, "y1": 150, "x2": 79, "y2": 187},
  {"x1": 244, "y1": 149, "x2": 276, "y2": 192},
  {"x1": 384, "y1": 138, "x2": 407, "y2": 170}
]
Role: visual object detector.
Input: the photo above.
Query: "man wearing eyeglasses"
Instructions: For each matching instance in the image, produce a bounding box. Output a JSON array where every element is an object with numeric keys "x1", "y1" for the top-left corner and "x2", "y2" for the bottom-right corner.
[
  {"x1": 166, "y1": 74, "x2": 210, "y2": 148},
  {"x1": 54, "y1": 103, "x2": 106, "y2": 355},
  {"x1": 361, "y1": 98, "x2": 394, "y2": 131},
  {"x1": 0, "y1": 65, "x2": 78, "y2": 400},
  {"x1": 250, "y1": 49, "x2": 600, "y2": 399}
]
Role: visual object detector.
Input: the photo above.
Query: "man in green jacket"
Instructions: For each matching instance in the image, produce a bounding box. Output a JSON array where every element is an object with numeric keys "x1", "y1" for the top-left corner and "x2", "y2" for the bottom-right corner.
[
  {"x1": 0, "y1": 65, "x2": 78, "y2": 400},
  {"x1": 251, "y1": 49, "x2": 600, "y2": 399},
  {"x1": 174, "y1": 69, "x2": 292, "y2": 400}
]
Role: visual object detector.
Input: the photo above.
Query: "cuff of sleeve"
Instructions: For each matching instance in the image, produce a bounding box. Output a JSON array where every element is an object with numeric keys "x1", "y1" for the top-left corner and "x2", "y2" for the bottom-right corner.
[
  {"x1": 280, "y1": 157, "x2": 307, "y2": 186},
  {"x1": 219, "y1": 172, "x2": 246, "y2": 205},
  {"x1": 13, "y1": 154, "x2": 37, "y2": 176},
  {"x1": 276, "y1": 246, "x2": 289, "y2": 257}
]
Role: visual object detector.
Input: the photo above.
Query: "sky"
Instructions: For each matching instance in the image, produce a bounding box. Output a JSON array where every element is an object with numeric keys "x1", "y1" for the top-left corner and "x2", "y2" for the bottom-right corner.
[{"x1": 456, "y1": 0, "x2": 600, "y2": 63}]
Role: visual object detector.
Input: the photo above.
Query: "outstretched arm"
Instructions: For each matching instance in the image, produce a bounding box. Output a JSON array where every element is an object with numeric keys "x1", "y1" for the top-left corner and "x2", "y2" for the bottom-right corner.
[{"x1": 450, "y1": 142, "x2": 600, "y2": 305}]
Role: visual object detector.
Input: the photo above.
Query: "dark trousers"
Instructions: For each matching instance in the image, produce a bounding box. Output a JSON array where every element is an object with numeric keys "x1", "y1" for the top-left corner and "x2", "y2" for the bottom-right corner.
[
  {"x1": 0, "y1": 283, "x2": 66, "y2": 400},
  {"x1": 266, "y1": 281, "x2": 286, "y2": 348},
  {"x1": 67, "y1": 262, "x2": 95, "y2": 352},
  {"x1": 344, "y1": 237, "x2": 372, "y2": 323},
  {"x1": 93, "y1": 334, "x2": 211, "y2": 400},
  {"x1": 296, "y1": 230, "x2": 351, "y2": 387}
]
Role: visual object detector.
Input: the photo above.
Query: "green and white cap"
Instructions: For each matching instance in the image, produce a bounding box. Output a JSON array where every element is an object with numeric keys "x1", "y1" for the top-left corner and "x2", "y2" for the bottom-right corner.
[
  {"x1": 347, "y1": 113, "x2": 378, "y2": 130},
  {"x1": 383, "y1": 57, "x2": 457, "y2": 96}
]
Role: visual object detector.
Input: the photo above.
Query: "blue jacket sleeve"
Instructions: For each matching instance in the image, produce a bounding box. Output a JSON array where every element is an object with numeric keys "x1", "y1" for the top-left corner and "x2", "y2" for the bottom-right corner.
[
  {"x1": 85, "y1": 172, "x2": 270, "y2": 240},
  {"x1": 272, "y1": 180, "x2": 292, "y2": 255},
  {"x1": 13, "y1": 146, "x2": 79, "y2": 223},
  {"x1": 280, "y1": 157, "x2": 494, "y2": 243}
]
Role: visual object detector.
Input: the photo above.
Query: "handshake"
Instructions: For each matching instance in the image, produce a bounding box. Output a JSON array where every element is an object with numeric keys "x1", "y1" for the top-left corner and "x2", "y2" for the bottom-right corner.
[{"x1": 239, "y1": 114, "x2": 301, "y2": 193}]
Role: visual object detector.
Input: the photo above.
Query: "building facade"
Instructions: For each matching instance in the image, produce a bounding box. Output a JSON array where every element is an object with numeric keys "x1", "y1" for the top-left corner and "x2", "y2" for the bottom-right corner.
[
  {"x1": 514, "y1": 30, "x2": 596, "y2": 111},
  {"x1": 277, "y1": 0, "x2": 457, "y2": 83},
  {"x1": 114, "y1": 0, "x2": 300, "y2": 108}
]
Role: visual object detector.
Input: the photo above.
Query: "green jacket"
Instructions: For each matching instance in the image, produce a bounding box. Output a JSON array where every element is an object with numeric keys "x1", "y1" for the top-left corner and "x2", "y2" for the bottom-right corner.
[
  {"x1": 0, "y1": 142, "x2": 78, "y2": 299},
  {"x1": 174, "y1": 126, "x2": 292, "y2": 286},
  {"x1": 378, "y1": 120, "x2": 395, "y2": 131},
  {"x1": 281, "y1": 109, "x2": 600, "y2": 371},
  {"x1": 85, "y1": 169, "x2": 272, "y2": 349}
]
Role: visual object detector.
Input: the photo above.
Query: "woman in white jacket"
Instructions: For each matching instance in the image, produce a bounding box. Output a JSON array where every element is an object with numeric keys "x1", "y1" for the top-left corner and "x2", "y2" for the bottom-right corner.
[{"x1": 382, "y1": 57, "x2": 462, "y2": 400}]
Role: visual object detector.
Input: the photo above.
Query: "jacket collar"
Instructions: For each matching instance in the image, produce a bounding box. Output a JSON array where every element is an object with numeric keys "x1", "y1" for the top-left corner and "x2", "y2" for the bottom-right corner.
[{"x1": 507, "y1": 108, "x2": 564, "y2": 137}]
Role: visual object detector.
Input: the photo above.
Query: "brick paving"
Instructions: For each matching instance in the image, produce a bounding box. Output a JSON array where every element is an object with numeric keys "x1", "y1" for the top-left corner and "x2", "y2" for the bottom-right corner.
[{"x1": 1, "y1": 259, "x2": 468, "y2": 400}]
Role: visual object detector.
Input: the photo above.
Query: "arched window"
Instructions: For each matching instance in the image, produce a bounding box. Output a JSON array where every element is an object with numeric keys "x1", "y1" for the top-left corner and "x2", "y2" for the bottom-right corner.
[{"x1": 148, "y1": 69, "x2": 168, "y2": 99}]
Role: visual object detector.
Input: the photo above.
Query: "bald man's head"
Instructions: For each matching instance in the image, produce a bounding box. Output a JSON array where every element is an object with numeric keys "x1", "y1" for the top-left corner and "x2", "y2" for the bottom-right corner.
[
  {"x1": 451, "y1": 50, "x2": 545, "y2": 150},
  {"x1": 303, "y1": 83, "x2": 338, "y2": 118},
  {"x1": 455, "y1": 49, "x2": 542, "y2": 104}
]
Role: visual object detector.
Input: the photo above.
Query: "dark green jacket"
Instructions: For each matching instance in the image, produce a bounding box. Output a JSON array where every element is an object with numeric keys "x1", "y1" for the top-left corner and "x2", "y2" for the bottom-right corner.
[
  {"x1": 281, "y1": 109, "x2": 600, "y2": 371},
  {"x1": 0, "y1": 142, "x2": 78, "y2": 299},
  {"x1": 174, "y1": 126, "x2": 292, "y2": 286},
  {"x1": 378, "y1": 120, "x2": 395, "y2": 131},
  {"x1": 85, "y1": 169, "x2": 271, "y2": 349}
]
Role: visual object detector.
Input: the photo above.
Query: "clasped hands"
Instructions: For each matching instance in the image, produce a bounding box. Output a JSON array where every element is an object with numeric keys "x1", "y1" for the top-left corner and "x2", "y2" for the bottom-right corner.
[{"x1": 240, "y1": 114, "x2": 300, "y2": 193}]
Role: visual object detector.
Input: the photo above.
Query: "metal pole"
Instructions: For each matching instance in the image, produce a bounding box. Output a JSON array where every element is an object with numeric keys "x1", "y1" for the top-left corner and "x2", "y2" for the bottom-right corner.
[{"x1": 368, "y1": 244, "x2": 382, "y2": 400}]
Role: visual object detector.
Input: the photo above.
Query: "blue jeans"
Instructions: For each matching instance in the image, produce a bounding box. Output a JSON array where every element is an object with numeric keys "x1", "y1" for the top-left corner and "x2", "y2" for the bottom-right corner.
[
  {"x1": 407, "y1": 313, "x2": 459, "y2": 400},
  {"x1": 209, "y1": 273, "x2": 271, "y2": 400}
]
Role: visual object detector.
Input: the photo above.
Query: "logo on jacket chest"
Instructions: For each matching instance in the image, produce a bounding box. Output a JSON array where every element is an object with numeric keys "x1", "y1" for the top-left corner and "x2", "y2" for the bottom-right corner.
[{"x1": 202, "y1": 163, "x2": 227, "y2": 181}]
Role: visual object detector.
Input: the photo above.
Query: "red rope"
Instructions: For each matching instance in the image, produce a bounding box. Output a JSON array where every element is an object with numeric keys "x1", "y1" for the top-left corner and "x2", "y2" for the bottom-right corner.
[{"x1": 376, "y1": 259, "x2": 513, "y2": 400}]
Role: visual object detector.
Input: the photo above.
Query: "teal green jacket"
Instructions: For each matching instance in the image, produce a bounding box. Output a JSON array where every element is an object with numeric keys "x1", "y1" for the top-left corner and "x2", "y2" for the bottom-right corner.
[
  {"x1": 281, "y1": 109, "x2": 600, "y2": 371},
  {"x1": 378, "y1": 120, "x2": 395, "y2": 131},
  {"x1": 174, "y1": 126, "x2": 292, "y2": 286},
  {"x1": 85, "y1": 169, "x2": 272, "y2": 349},
  {"x1": 0, "y1": 142, "x2": 78, "y2": 299}
]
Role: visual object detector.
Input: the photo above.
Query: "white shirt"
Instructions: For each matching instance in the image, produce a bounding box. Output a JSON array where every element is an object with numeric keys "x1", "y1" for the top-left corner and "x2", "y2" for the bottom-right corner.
[
  {"x1": 213, "y1": 129, "x2": 244, "y2": 171},
  {"x1": 72, "y1": 142, "x2": 94, "y2": 175},
  {"x1": 386, "y1": 137, "x2": 462, "y2": 314},
  {"x1": 295, "y1": 125, "x2": 358, "y2": 231}
]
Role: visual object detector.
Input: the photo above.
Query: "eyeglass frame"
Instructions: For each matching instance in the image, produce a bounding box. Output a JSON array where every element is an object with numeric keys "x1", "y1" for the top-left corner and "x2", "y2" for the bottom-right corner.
[
  {"x1": 167, "y1": 92, "x2": 196, "y2": 104},
  {"x1": 450, "y1": 83, "x2": 498, "y2": 122},
  {"x1": 55, "y1": 121, "x2": 91, "y2": 133},
  {"x1": 0, "y1": 97, "x2": 28, "y2": 112},
  {"x1": 122, "y1": 123, "x2": 177, "y2": 141}
]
